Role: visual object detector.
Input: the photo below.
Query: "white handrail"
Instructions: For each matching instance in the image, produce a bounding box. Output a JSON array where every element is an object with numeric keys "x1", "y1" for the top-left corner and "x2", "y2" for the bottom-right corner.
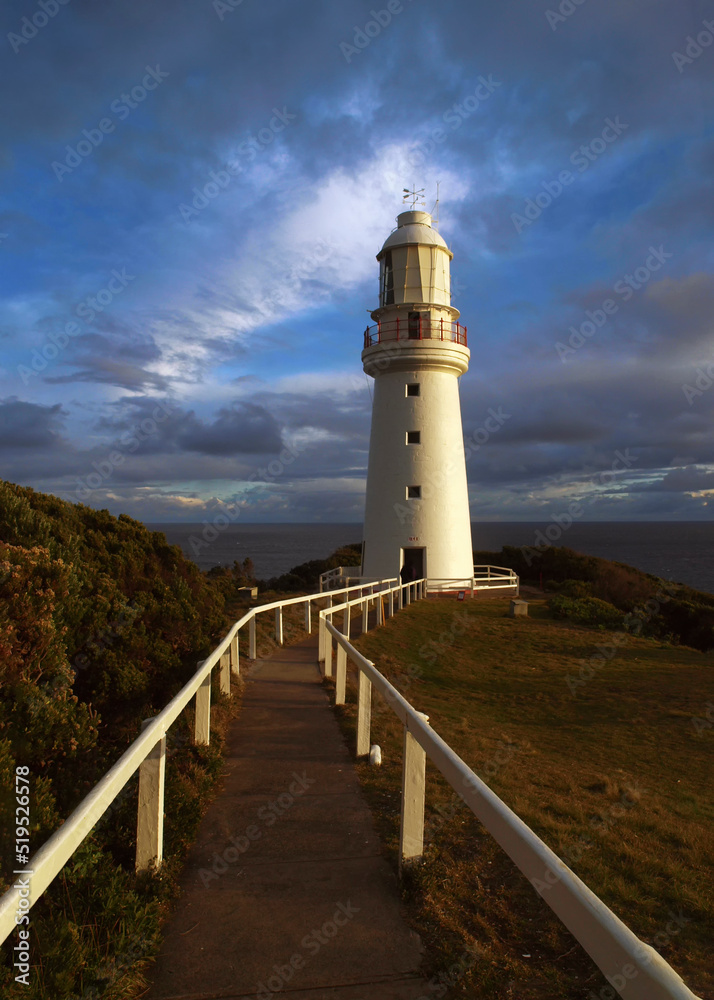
[
  {"x1": 320, "y1": 611, "x2": 701, "y2": 1000},
  {"x1": 0, "y1": 575, "x2": 399, "y2": 947}
]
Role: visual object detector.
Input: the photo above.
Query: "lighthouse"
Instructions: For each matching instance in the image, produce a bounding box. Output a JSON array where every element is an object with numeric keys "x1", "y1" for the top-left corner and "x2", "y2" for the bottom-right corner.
[{"x1": 360, "y1": 209, "x2": 474, "y2": 587}]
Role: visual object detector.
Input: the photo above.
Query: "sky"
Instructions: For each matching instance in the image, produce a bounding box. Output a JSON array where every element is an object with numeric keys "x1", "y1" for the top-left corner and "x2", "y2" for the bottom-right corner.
[{"x1": 1, "y1": 0, "x2": 713, "y2": 524}]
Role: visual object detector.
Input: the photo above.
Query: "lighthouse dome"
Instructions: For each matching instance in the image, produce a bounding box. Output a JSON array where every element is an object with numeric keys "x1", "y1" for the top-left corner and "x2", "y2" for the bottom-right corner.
[{"x1": 379, "y1": 211, "x2": 450, "y2": 255}]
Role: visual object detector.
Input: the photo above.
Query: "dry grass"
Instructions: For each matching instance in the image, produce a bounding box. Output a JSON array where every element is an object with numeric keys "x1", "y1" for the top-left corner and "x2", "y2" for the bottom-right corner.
[{"x1": 334, "y1": 596, "x2": 713, "y2": 1000}]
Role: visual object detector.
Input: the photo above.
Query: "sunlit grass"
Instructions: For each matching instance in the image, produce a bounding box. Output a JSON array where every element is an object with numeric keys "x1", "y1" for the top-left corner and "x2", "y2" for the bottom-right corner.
[{"x1": 337, "y1": 597, "x2": 713, "y2": 999}]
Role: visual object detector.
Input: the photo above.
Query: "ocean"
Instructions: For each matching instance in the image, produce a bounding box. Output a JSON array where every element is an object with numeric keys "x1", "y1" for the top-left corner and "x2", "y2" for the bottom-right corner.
[{"x1": 147, "y1": 521, "x2": 714, "y2": 595}]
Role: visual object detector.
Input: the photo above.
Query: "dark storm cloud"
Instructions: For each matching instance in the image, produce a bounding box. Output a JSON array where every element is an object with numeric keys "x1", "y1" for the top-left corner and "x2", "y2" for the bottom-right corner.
[
  {"x1": 94, "y1": 397, "x2": 284, "y2": 457},
  {"x1": 176, "y1": 402, "x2": 283, "y2": 456},
  {"x1": 0, "y1": 398, "x2": 65, "y2": 448}
]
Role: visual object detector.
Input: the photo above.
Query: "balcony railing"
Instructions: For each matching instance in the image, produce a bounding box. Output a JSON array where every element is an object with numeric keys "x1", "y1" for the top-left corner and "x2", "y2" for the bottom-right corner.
[{"x1": 364, "y1": 317, "x2": 467, "y2": 348}]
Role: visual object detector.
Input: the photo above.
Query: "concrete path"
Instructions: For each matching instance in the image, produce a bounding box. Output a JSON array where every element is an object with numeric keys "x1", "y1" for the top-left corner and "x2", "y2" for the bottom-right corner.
[{"x1": 140, "y1": 627, "x2": 428, "y2": 1000}]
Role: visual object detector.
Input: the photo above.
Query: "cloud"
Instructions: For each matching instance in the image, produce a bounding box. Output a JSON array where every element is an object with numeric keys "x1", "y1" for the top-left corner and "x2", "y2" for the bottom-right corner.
[{"x1": 0, "y1": 398, "x2": 66, "y2": 449}]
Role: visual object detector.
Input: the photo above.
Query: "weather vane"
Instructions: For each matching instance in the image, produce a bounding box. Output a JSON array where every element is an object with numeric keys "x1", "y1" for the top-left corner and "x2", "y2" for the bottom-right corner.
[{"x1": 402, "y1": 185, "x2": 425, "y2": 209}]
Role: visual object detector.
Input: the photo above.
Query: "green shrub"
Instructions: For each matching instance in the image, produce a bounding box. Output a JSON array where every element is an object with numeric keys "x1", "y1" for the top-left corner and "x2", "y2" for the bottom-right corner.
[
  {"x1": 476, "y1": 544, "x2": 714, "y2": 650},
  {"x1": 261, "y1": 542, "x2": 362, "y2": 592},
  {"x1": 0, "y1": 480, "x2": 227, "y2": 997},
  {"x1": 548, "y1": 595, "x2": 625, "y2": 630}
]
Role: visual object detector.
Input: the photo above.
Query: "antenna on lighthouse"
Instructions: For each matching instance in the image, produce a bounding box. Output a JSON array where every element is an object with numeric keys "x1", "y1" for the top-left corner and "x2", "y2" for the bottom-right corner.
[
  {"x1": 402, "y1": 186, "x2": 425, "y2": 209},
  {"x1": 430, "y1": 180, "x2": 441, "y2": 227}
]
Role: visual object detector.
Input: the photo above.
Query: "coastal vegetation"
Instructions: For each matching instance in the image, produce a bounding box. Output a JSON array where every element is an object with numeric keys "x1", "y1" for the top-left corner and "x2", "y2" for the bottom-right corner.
[
  {"x1": 0, "y1": 481, "x2": 230, "y2": 999},
  {"x1": 475, "y1": 544, "x2": 714, "y2": 651},
  {"x1": 345, "y1": 596, "x2": 713, "y2": 999}
]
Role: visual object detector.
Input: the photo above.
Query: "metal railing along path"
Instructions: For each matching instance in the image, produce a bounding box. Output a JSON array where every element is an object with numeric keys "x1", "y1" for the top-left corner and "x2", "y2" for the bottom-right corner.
[
  {"x1": 320, "y1": 593, "x2": 701, "y2": 1000},
  {"x1": 0, "y1": 577, "x2": 399, "y2": 947}
]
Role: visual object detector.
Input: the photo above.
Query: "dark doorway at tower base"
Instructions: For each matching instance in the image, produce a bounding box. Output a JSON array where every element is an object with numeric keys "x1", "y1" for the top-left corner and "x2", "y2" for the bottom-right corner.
[{"x1": 402, "y1": 546, "x2": 425, "y2": 579}]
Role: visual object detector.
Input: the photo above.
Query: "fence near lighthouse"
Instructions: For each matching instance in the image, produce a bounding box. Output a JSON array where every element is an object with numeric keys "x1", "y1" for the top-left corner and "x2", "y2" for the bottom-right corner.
[
  {"x1": 320, "y1": 564, "x2": 518, "y2": 596},
  {"x1": 319, "y1": 582, "x2": 701, "y2": 1000},
  {"x1": 0, "y1": 576, "x2": 398, "y2": 948}
]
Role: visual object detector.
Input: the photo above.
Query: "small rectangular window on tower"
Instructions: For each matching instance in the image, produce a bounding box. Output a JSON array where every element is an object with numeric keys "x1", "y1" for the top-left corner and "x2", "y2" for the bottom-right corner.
[
  {"x1": 382, "y1": 251, "x2": 394, "y2": 306},
  {"x1": 407, "y1": 485, "x2": 421, "y2": 499},
  {"x1": 406, "y1": 431, "x2": 420, "y2": 444},
  {"x1": 406, "y1": 383, "x2": 420, "y2": 397}
]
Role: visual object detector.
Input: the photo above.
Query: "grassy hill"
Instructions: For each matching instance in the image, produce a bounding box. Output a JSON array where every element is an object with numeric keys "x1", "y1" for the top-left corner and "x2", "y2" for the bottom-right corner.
[
  {"x1": 345, "y1": 596, "x2": 713, "y2": 1000},
  {"x1": 474, "y1": 544, "x2": 714, "y2": 651}
]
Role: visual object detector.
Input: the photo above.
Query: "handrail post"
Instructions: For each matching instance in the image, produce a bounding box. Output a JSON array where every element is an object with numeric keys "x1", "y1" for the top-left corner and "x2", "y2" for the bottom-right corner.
[
  {"x1": 406, "y1": 583, "x2": 411, "y2": 605},
  {"x1": 343, "y1": 603, "x2": 351, "y2": 640},
  {"x1": 324, "y1": 595, "x2": 333, "y2": 654},
  {"x1": 194, "y1": 667, "x2": 211, "y2": 745},
  {"x1": 249, "y1": 616, "x2": 257, "y2": 659},
  {"x1": 356, "y1": 668, "x2": 372, "y2": 756},
  {"x1": 318, "y1": 612, "x2": 325, "y2": 662},
  {"x1": 220, "y1": 652, "x2": 231, "y2": 696},
  {"x1": 324, "y1": 627, "x2": 333, "y2": 678},
  {"x1": 305, "y1": 599, "x2": 311, "y2": 634},
  {"x1": 135, "y1": 719, "x2": 166, "y2": 872},
  {"x1": 335, "y1": 642, "x2": 347, "y2": 705},
  {"x1": 376, "y1": 592, "x2": 384, "y2": 626},
  {"x1": 362, "y1": 597, "x2": 369, "y2": 634},
  {"x1": 275, "y1": 606, "x2": 283, "y2": 646},
  {"x1": 388, "y1": 588, "x2": 394, "y2": 618},
  {"x1": 230, "y1": 634, "x2": 239, "y2": 676},
  {"x1": 399, "y1": 721, "x2": 427, "y2": 867}
]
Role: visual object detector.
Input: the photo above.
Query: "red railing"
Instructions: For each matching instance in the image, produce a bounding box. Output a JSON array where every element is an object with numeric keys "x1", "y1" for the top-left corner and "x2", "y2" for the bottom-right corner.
[{"x1": 364, "y1": 317, "x2": 467, "y2": 348}]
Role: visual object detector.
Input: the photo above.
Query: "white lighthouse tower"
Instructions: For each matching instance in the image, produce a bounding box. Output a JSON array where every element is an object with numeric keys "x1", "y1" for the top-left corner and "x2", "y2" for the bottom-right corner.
[{"x1": 360, "y1": 208, "x2": 473, "y2": 587}]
